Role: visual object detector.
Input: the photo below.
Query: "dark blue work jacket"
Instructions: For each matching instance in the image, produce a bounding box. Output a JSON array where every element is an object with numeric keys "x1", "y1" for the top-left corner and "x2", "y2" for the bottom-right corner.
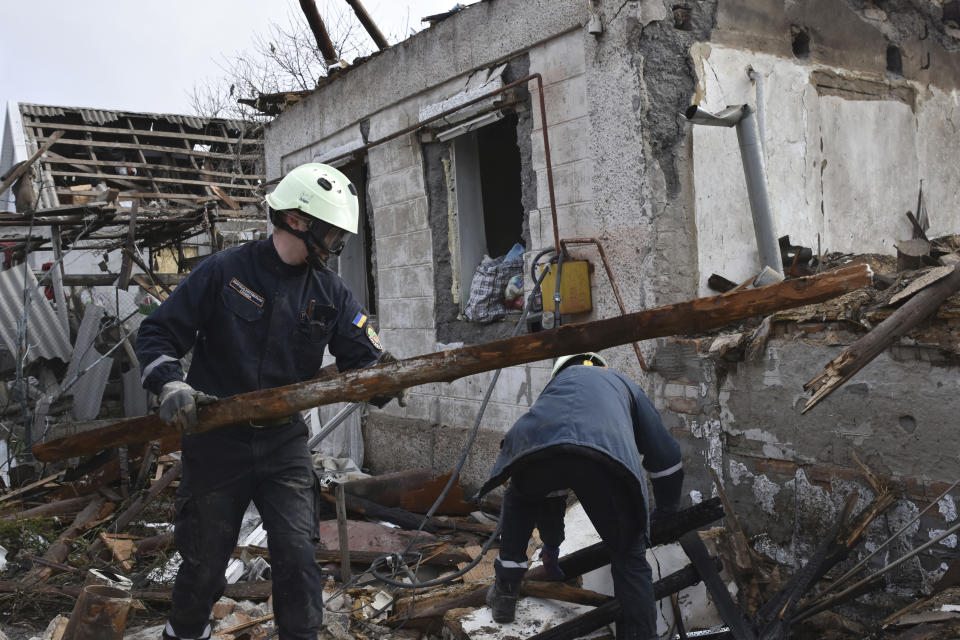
[
  {"x1": 476, "y1": 366, "x2": 683, "y2": 528},
  {"x1": 136, "y1": 238, "x2": 381, "y2": 399}
]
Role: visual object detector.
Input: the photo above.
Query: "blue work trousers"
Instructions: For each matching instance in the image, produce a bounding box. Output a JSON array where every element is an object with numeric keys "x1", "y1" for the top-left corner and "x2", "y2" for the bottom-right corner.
[
  {"x1": 496, "y1": 452, "x2": 656, "y2": 640},
  {"x1": 169, "y1": 421, "x2": 323, "y2": 640}
]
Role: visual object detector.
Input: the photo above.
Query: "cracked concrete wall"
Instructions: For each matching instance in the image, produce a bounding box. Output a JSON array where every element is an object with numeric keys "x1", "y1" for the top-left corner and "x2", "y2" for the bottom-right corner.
[
  {"x1": 652, "y1": 331, "x2": 960, "y2": 612},
  {"x1": 264, "y1": 0, "x2": 960, "y2": 603},
  {"x1": 692, "y1": 0, "x2": 960, "y2": 295}
]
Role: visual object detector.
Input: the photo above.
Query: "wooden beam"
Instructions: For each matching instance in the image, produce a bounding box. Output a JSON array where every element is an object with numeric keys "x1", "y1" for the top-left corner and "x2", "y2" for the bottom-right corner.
[
  {"x1": 28, "y1": 121, "x2": 262, "y2": 146},
  {"x1": 47, "y1": 171, "x2": 260, "y2": 191},
  {"x1": 299, "y1": 0, "x2": 341, "y2": 64},
  {"x1": 117, "y1": 200, "x2": 138, "y2": 290},
  {"x1": 802, "y1": 258, "x2": 960, "y2": 413},
  {"x1": 36, "y1": 136, "x2": 261, "y2": 161},
  {"x1": 32, "y1": 265, "x2": 872, "y2": 462},
  {"x1": 345, "y1": 0, "x2": 389, "y2": 50},
  {"x1": 55, "y1": 189, "x2": 260, "y2": 203},
  {"x1": 0, "y1": 130, "x2": 65, "y2": 196},
  {"x1": 42, "y1": 154, "x2": 265, "y2": 180}
]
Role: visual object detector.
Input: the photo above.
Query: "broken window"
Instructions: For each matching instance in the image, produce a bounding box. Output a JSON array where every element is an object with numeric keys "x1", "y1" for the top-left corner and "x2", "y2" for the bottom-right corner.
[{"x1": 446, "y1": 112, "x2": 525, "y2": 311}]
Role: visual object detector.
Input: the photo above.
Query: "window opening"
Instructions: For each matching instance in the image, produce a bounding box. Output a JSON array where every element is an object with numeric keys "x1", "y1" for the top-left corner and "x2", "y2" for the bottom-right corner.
[
  {"x1": 333, "y1": 159, "x2": 376, "y2": 315},
  {"x1": 451, "y1": 113, "x2": 524, "y2": 308}
]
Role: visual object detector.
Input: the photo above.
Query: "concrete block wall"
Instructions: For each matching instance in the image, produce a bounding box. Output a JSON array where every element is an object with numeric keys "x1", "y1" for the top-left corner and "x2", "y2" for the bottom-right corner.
[{"x1": 648, "y1": 331, "x2": 960, "y2": 603}]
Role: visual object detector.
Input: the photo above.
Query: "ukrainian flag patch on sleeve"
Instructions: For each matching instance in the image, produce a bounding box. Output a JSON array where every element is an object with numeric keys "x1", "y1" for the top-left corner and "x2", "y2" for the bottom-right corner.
[{"x1": 352, "y1": 312, "x2": 367, "y2": 328}]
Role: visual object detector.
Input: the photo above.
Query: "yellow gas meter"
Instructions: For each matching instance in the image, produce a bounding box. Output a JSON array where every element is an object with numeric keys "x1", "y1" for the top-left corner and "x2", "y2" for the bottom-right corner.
[{"x1": 538, "y1": 260, "x2": 593, "y2": 315}]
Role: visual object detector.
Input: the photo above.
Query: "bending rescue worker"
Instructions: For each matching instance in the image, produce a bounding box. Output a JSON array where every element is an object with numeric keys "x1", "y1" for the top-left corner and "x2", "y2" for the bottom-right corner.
[
  {"x1": 475, "y1": 352, "x2": 684, "y2": 640},
  {"x1": 136, "y1": 163, "x2": 397, "y2": 640}
]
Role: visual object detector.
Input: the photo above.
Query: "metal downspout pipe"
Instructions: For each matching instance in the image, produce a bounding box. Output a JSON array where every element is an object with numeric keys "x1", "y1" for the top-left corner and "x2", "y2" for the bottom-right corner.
[{"x1": 684, "y1": 104, "x2": 782, "y2": 277}]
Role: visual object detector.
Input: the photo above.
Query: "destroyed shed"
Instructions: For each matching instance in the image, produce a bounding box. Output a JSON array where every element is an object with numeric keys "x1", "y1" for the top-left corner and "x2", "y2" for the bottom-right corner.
[
  {"x1": 260, "y1": 0, "x2": 960, "y2": 631},
  {"x1": 0, "y1": 101, "x2": 264, "y2": 467}
]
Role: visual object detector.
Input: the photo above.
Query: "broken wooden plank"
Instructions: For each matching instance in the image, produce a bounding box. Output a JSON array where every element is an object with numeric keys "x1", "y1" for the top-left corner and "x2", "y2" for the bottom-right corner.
[
  {"x1": 319, "y1": 490, "x2": 437, "y2": 533},
  {"x1": 299, "y1": 0, "x2": 341, "y2": 64},
  {"x1": 117, "y1": 200, "x2": 138, "y2": 291},
  {"x1": 389, "y1": 580, "x2": 612, "y2": 631},
  {"x1": 888, "y1": 266, "x2": 954, "y2": 307},
  {"x1": 803, "y1": 259, "x2": 960, "y2": 413},
  {"x1": 526, "y1": 497, "x2": 724, "y2": 582},
  {"x1": 1, "y1": 495, "x2": 94, "y2": 520},
  {"x1": 87, "y1": 462, "x2": 182, "y2": 558},
  {"x1": 0, "y1": 130, "x2": 65, "y2": 197},
  {"x1": 42, "y1": 153, "x2": 265, "y2": 180},
  {"x1": 344, "y1": 469, "x2": 434, "y2": 507},
  {"x1": 33, "y1": 265, "x2": 873, "y2": 462},
  {"x1": 0, "y1": 471, "x2": 65, "y2": 504},
  {"x1": 21, "y1": 496, "x2": 107, "y2": 586},
  {"x1": 345, "y1": 0, "x2": 390, "y2": 50},
  {"x1": 210, "y1": 184, "x2": 240, "y2": 210},
  {"x1": 335, "y1": 484, "x2": 351, "y2": 583},
  {"x1": 508, "y1": 562, "x2": 714, "y2": 640}
]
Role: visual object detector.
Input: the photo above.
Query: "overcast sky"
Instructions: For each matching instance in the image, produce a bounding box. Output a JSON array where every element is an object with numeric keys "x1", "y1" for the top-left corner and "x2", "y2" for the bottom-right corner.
[{"x1": 0, "y1": 0, "x2": 473, "y2": 138}]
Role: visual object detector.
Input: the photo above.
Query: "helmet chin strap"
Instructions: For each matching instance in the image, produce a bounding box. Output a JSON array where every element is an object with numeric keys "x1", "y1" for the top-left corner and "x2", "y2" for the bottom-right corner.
[{"x1": 271, "y1": 210, "x2": 329, "y2": 269}]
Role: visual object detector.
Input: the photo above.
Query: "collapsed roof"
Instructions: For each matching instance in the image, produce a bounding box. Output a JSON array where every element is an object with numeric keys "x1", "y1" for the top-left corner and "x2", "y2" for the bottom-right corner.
[{"x1": 0, "y1": 102, "x2": 265, "y2": 252}]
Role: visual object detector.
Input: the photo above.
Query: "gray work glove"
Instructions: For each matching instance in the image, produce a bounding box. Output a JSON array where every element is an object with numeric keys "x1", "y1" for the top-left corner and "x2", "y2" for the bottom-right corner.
[
  {"x1": 158, "y1": 381, "x2": 217, "y2": 434},
  {"x1": 366, "y1": 350, "x2": 409, "y2": 408}
]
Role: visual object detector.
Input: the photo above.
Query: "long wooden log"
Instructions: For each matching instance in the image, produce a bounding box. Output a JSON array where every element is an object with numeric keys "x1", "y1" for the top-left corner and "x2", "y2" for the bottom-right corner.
[
  {"x1": 33, "y1": 265, "x2": 871, "y2": 462},
  {"x1": 802, "y1": 259, "x2": 960, "y2": 413}
]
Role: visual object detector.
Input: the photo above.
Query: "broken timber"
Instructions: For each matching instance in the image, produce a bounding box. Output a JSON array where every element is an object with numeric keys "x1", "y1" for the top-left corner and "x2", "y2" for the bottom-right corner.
[
  {"x1": 33, "y1": 265, "x2": 871, "y2": 461},
  {"x1": 803, "y1": 257, "x2": 960, "y2": 413}
]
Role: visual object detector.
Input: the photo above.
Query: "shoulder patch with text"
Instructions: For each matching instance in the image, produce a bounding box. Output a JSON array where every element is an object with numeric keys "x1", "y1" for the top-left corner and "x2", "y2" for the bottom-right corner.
[
  {"x1": 366, "y1": 325, "x2": 383, "y2": 351},
  {"x1": 229, "y1": 278, "x2": 265, "y2": 307}
]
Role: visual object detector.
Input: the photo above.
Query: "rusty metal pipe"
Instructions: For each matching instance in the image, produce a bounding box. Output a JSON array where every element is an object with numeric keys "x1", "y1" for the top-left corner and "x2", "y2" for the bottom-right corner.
[
  {"x1": 560, "y1": 237, "x2": 649, "y2": 371},
  {"x1": 344, "y1": 0, "x2": 389, "y2": 50},
  {"x1": 272, "y1": 73, "x2": 562, "y2": 255},
  {"x1": 62, "y1": 585, "x2": 132, "y2": 640}
]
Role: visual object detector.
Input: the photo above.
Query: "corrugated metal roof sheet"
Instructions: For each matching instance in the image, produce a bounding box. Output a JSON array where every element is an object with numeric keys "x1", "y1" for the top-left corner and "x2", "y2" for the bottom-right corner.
[
  {"x1": 19, "y1": 103, "x2": 249, "y2": 132},
  {"x1": 0, "y1": 266, "x2": 72, "y2": 365}
]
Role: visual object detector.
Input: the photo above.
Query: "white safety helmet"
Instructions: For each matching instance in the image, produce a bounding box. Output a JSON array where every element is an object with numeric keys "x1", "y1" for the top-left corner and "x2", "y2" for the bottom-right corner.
[
  {"x1": 266, "y1": 163, "x2": 360, "y2": 268},
  {"x1": 551, "y1": 352, "x2": 608, "y2": 378}
]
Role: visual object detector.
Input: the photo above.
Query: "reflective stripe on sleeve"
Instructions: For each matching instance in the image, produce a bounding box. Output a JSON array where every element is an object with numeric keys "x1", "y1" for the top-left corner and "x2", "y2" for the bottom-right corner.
[
  {"x1": 141, "y1": 355, "x2": 178, "y2": 384},
  {"x1": 647, "y1": 461, "x2": 683, "y2": 479}
]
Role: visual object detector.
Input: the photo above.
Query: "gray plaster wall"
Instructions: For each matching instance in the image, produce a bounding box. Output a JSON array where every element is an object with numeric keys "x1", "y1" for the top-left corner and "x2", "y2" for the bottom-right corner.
[
  {"x1": 264, "y1": 0, "x2": 960, "y2": 605},
  {"x1": 650, "y1": 330, "x2": 960, "y2": 609}
]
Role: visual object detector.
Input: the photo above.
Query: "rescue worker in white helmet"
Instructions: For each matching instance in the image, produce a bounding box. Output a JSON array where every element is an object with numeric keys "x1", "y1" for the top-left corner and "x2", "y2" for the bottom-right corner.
[
  {"x1": 136, "y1": 163, "x2": 400, "y2": 640},
  {"x1": 475, "y1": 352, "x2": 683, "y2": 640}
]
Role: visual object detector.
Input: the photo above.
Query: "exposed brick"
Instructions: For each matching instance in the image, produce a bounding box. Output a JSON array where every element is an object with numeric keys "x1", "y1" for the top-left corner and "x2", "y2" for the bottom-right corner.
[{"x1": 536, "y1": 159, "x2": 593, "y2": 208}]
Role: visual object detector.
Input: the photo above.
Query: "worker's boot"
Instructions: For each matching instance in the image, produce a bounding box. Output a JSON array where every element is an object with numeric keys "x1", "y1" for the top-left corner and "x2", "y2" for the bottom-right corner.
[{"x1": 486, "y1": 577, "x2": 520, "y2": 623}]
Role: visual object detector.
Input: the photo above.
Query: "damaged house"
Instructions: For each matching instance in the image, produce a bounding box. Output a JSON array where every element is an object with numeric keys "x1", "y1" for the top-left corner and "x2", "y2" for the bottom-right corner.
[
  {"x1": 0, "y1": 102, "x2": 264, "y2": 470},
  {"x1": 1, "y1": 0, "x2": 960, "y2": 637},
  {"x1": 258, "y1": 0, "x2": 960, "y2": 633}
]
